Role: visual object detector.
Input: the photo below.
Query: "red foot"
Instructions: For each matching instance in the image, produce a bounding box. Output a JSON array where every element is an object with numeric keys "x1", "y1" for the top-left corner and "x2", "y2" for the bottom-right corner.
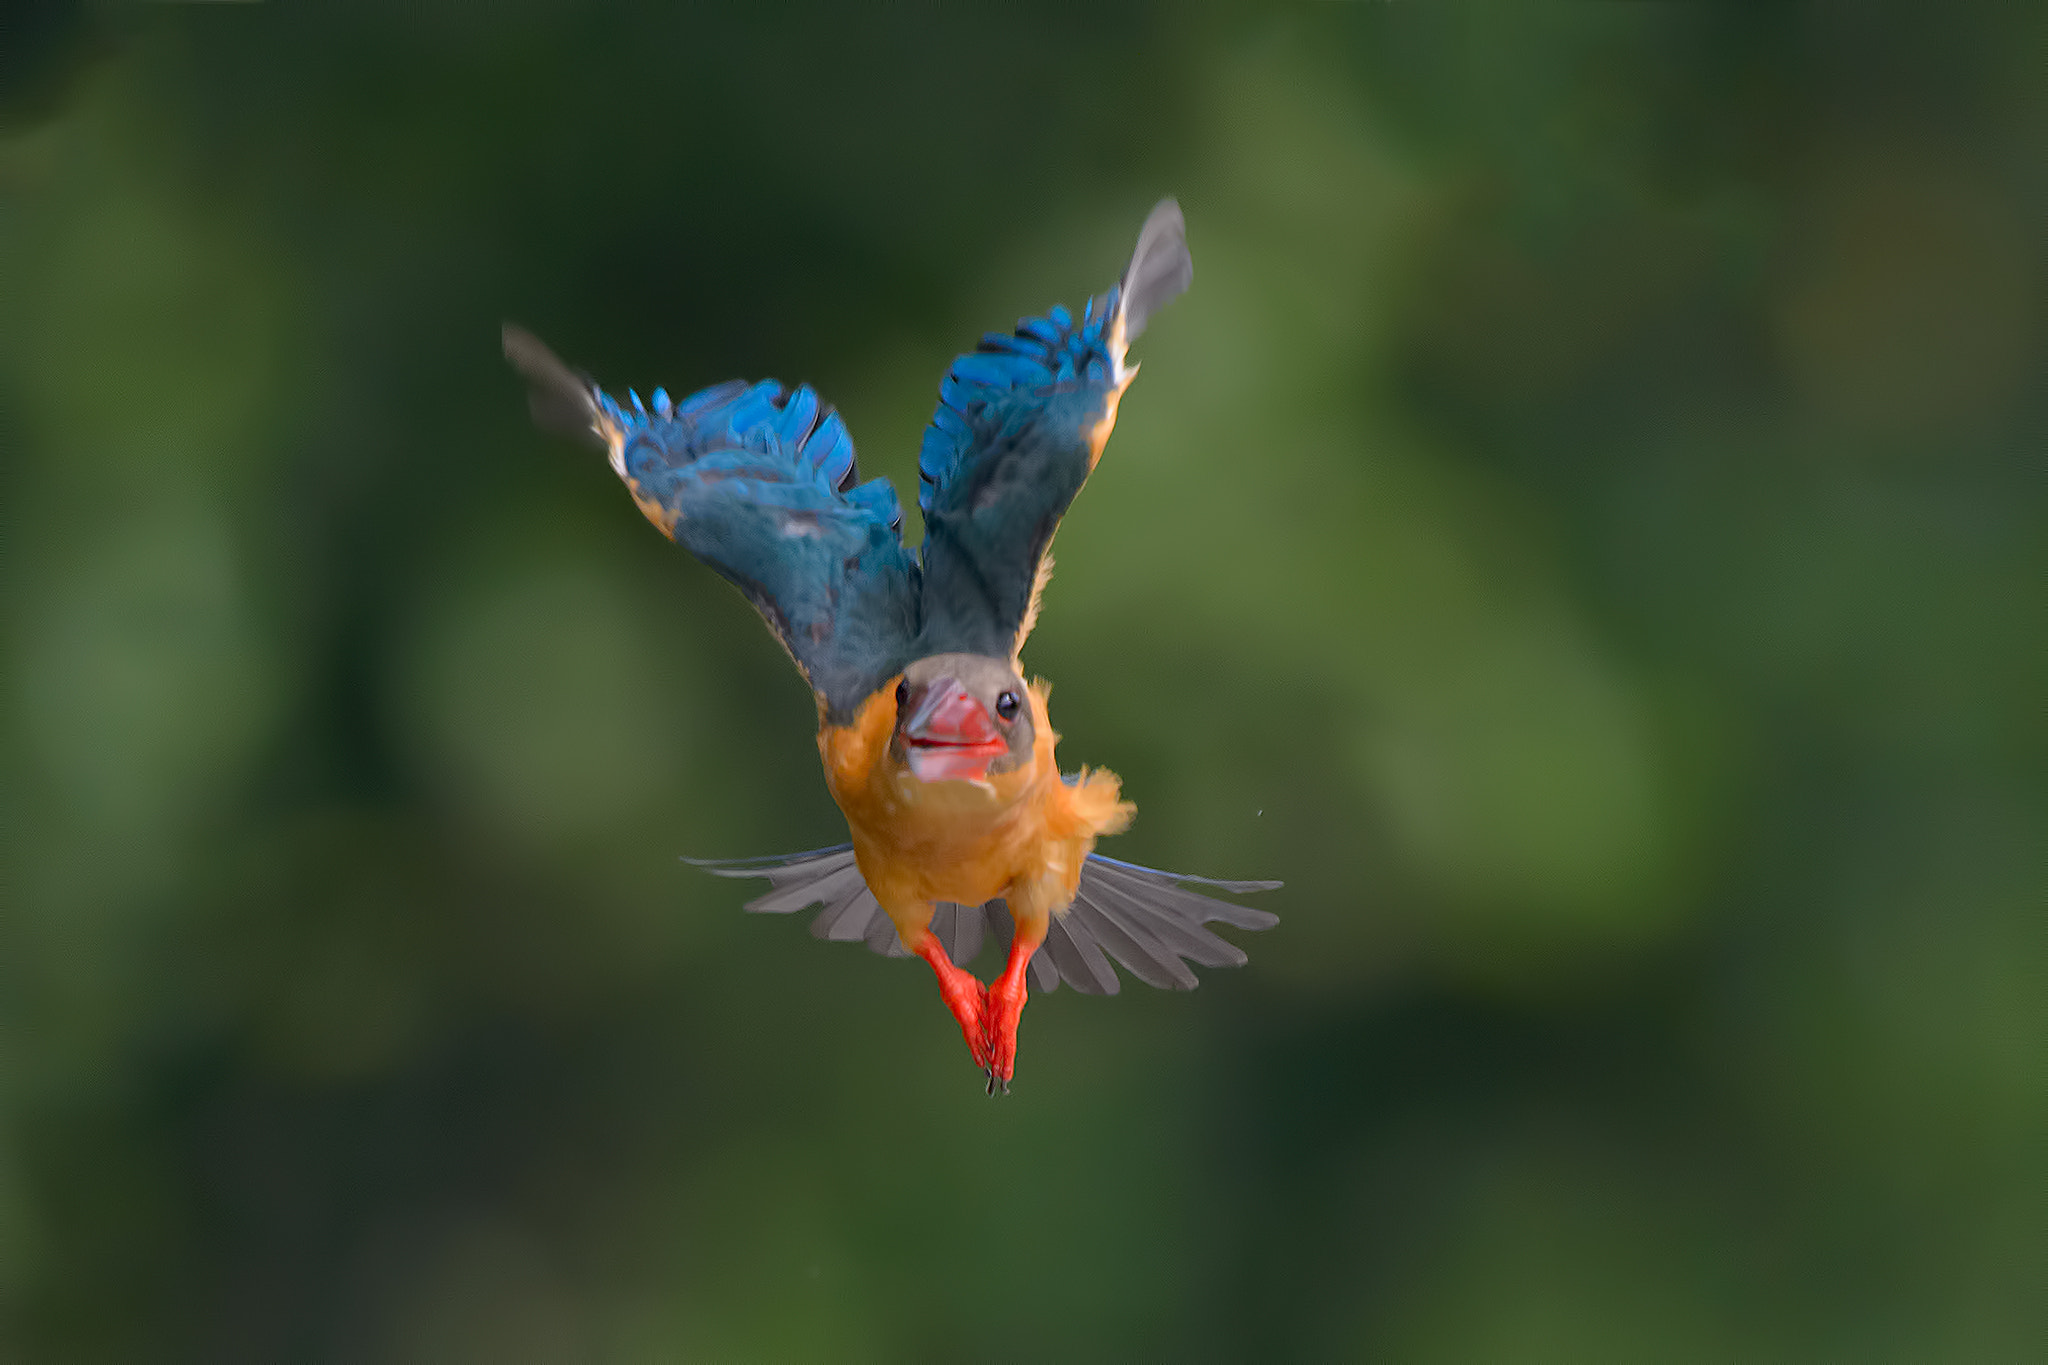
[
  {"x1": 983, "y1": 923, "x2": 1047, "y2": 1096},
  {"x1": 985, "y1": 976, "x2": 1026, "y2": 1095},
  {"x1": 913, "y1": 933, "x2": 990, "y2": 1071}
]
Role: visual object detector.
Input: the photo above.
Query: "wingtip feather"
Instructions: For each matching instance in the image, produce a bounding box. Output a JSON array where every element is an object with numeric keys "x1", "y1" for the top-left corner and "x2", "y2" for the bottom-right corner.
[
  {"x1": 502, "y1": 321, "x2": 606, "y2": 447},
  {"x1": 1116, "y1": 198, "x2": 1193, "y2": 345}
]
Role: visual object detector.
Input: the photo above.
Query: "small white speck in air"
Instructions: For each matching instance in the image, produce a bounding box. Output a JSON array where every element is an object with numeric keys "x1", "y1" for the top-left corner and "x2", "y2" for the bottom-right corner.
[{"x1": 1256, "y1": 809, "x2": 1263, "y2": 816}]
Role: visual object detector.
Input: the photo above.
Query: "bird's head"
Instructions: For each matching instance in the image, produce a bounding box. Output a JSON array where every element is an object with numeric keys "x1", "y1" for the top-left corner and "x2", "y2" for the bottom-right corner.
[{"x1": 888, "y1": 653, "x2": 1036, "y2": 785}]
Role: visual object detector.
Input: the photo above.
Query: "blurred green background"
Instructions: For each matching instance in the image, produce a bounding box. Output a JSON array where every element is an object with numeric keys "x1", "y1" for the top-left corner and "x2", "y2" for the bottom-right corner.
[{"x1": 4, "y1": 3, "x2": 2042, "y2": 1359}]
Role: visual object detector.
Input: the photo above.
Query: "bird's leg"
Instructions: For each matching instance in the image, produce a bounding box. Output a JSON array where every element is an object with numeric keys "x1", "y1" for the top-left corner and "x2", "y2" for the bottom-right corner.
[
  {"x1": 911, "y1": 930, "x2": 991, "y2": 1072},
  {"x1": 984, "y1": 915, "x2": 1049, "y2": 1095}
]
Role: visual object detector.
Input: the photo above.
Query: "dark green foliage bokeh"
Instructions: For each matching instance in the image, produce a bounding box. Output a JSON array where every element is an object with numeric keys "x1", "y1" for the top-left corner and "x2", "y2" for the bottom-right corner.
[{"x1": 4, "y1": 5, "x2": 2041, "y2": 1359}]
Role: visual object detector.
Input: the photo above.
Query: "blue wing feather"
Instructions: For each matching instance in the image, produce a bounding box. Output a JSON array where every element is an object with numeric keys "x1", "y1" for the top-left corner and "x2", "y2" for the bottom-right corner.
[
  {"x1": 503, "y1": 325, "x2": 918, "y2": 720},
  {"x1": 913, "y1": 199, "x2": 1191, "y2": 661},
  {"x1": 503, "y1": 201, "x2": 1187, "y2": 701}
]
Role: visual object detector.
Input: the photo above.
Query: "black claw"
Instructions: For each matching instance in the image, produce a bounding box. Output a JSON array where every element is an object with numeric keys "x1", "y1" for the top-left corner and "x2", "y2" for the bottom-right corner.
[{"x1": 984, "y1": 1069, "x2": 997, "y2": 1096}]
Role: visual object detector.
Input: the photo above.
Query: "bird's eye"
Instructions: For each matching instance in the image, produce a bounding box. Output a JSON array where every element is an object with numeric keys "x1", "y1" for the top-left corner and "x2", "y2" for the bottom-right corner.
[
  {"x1": 995, "y1": 690, "x2": 1020, "y2": 722},
  {"x1": 895, "y1": 679, "x2": 909, "y2": 710}
]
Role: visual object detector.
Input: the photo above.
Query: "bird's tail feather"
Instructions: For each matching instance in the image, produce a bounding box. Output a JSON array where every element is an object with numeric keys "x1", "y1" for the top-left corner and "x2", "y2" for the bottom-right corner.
[{"x1": 688, "y1": 844, "x2": 1278, "y2": 996}]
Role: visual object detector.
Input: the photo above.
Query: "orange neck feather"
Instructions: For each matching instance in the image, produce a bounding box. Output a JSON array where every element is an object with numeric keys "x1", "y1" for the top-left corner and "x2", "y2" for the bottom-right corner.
[{"x1": 817, "y1": 677, "x2": 1133, "y2": 918}]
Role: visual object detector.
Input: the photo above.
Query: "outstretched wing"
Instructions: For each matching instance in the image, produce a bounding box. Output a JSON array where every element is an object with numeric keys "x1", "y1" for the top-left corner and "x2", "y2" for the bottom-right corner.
[
  {"x1": 690, "y1": 842, "x2": 1279, "y2": 996},
  {"x1": 504, "y1": 325, "x2": 920, "y2": 721},
  {"x1": 915, "y1": 199, "x2": 1192, "y2": 662}
]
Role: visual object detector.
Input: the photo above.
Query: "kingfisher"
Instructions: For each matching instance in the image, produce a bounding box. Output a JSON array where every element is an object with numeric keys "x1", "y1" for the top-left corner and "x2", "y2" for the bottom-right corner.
[{"x1": 505, "y1": 200, "x2": 1277, "y2": 1092}]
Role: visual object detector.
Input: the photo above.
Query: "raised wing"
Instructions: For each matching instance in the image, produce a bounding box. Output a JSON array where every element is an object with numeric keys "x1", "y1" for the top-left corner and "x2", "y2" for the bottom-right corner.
[
  {"x1": 504, "y1": 325, "x2": 919, "y2": 721},
  {"x1": 915, "y1": 199, "x2": 1192, "y2": 662},
  {"x1": 690, "y1": 842, "x2": 1279, "y2": 995}
]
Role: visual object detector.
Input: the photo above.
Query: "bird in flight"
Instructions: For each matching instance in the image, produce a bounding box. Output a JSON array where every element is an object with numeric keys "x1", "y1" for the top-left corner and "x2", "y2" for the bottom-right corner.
[{"x1": 505, "y1": 200, "x2": 1277, "y2": 1092}]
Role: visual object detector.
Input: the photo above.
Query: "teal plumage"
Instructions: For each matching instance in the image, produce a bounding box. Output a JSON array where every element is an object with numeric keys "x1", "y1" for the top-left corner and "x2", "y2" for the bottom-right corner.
[
  {"x1": 502, "y1": 336, "x2": 919, "y2": 721},
  {"x1": 505, "y1": 199, "x2": 1193, "y2": 717}
]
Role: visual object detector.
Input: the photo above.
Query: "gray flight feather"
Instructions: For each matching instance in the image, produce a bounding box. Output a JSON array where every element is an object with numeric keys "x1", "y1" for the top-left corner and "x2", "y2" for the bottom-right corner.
[
  {"x1": 864, "y1": 906, "x2": 907, "y2": 957},
  {"x1": 814, "y1": 876, "x2": 877, "y2": 942},
  {"x1": 1030, "y1": 936, "x2": 1061, "y2": 992},
  {"x1": 1067, "y1": 886, "x2": 1196, "y2": 990},
  {"x1": 1118, "y1": 199, "x2": 1193, "y2": 344},
  {"x1": 689, "y1": 844, "x2": 1278, "y2": 995},
  {"x1": 501, "y1": 323, "x2": 604, "y2": 445},
  {"x1": 1043, "y1": 914, "x2": 1121, "y2": 995}
]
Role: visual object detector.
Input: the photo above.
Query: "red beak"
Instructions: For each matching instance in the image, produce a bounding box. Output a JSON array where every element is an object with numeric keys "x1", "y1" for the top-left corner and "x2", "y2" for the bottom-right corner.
[{"x1": 900, "y1": 677, "x2": 1007, "y2": 783}]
